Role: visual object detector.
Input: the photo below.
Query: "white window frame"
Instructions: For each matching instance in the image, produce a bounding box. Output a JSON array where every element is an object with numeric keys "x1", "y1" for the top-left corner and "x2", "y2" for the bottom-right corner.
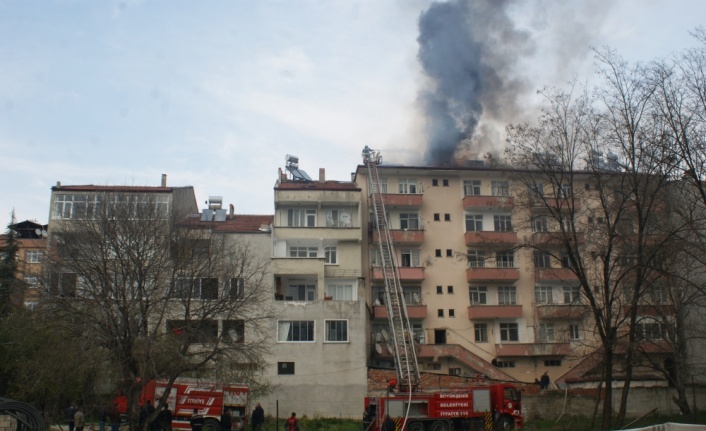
[
  {"x1": 324, "y1": 245, "x2": 337, "y2": 264},
  {"x1": 465, "y1": 214, "x2": 483, "y2": 232},
  {"x1": 289, "y1": 246, "x2": 318, "y2": 258},
  {"x1": 400, "y1": 249, "x2": 421, "y2": 267},
  {"x1": 532, "y1": 216, "x2": 548, "y2": 233},
  {"x1": 467, "y1": 250, "x2": 486, "y2": 268},
  {"x1": 398, "y1": 179, "x2": 418, "y2": 194},
  {"x1": 569, "y1": 323, "x2": 581, "y2": 340},
  {"x1": 499, "y1": 322, "x2": 519, "y2": 342},
  {"x1": 469, "y1": 286, "x2": 487, "y2": 305},
  {"x1": 498, "y1": 286, "x2": 517, "y2": 305},
  {"x1": 534, "y1": 251, "x2": 552, "y2": 268},
  {"x1": 277, "y1": 320, "x2": 315, "y2": 342},
  {"x1": 493, "y1": 215, "x2": 512, "y2": 232},
  {"x1": 538, "y1": 322, "x2": 555, "y2": 342},
  {"x1": 492, "y1": 181, "x2": 509, "y2": 197},
  {"x1": 325, "y1": 282, "x2": 354, "y2": 301},
  {"x1": 400, "y1": 213, "x2": 420, "y2": 230},
  {"x1": 463, "y1": 180, "x2": 482, "y2": 196},
  {"x1": 474, "y1": 323, "x2": 488, "y2": 343},
  {"x1": 563, "y1": 286, "x2": 581, "y2": 304},
  {"x1": 496, "y1": 251, "x2": 514, "y2": 268},
  {"x1": 25, "y1": 250, "x2": 43, "y2": 264},
  {"x1": 288, "y1": 208, "x2": 317, "y2": 227},
  {"x1": 286, "y1": 284, "x2": 316, "y2": 301},
  {"x1": 324, "y1": 320, "x2": 349, "y2": 343},
  {"x1": 535, "y1": 286, "x2": 553, "y2": 304}
]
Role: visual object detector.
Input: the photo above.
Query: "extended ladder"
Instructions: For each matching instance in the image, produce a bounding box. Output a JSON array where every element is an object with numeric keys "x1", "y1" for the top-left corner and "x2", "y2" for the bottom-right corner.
[{"x1": 363, "y1": 146, "x2": 420, "y2": 392}]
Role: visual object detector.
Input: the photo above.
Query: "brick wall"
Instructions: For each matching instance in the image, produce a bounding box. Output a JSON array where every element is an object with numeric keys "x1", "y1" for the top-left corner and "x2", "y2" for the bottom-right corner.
[{"x1": 0, "y1": 415, "x2": 17, "y2": 431}]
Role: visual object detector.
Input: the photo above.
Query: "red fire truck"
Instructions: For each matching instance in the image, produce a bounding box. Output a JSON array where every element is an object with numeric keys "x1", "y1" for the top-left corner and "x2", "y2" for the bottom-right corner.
[
  {"x1": 114, "y1": 379, "x2": 249, "y2": 431},
  {"x1": 362, "y1": 147, "x2": 523, "y2": 431}
]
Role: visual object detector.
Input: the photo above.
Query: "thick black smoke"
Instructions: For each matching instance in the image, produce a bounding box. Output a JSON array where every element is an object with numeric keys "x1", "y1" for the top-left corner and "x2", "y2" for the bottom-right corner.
[{"x1": 417, "y1": 0, "x2": 532, "y2": 165}]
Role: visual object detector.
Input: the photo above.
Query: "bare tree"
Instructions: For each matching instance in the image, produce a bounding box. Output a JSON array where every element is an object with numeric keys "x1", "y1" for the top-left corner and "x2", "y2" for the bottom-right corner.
[{"x1": 43, "y1": 193, "x2": 274, "y2": 431}]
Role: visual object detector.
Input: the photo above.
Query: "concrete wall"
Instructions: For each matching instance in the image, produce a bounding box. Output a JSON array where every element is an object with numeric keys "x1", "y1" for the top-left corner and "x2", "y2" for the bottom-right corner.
[
  {"x1": 0, "y1": 416, "x2": 15, "y2": 431},
  {"x1": 523, "y1": 387, "x2": 706, "y2": 420}
]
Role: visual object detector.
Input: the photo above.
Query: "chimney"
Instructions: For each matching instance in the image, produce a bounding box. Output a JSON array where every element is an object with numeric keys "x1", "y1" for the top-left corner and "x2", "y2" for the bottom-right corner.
[
  {"x1": 161, "y1": 174, "x2": 167, "y2": 187},
  {"x1": 319, "y1": 168, "x2": 325, "y2": 182},
  {"x1": 229, "y1": 203, "x2": 234, "y2": 216},
  {"x1": 278, "y1": 168, "x2": 286, "y2": 181},
  {"x1": 56, "y1": 181, "x2": 62, "y2": 187}
]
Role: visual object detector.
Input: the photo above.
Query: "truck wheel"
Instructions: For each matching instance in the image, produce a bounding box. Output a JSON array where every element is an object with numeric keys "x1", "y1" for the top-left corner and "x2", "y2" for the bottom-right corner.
[
  {"x1": 203, "y1": 419, "x2": 221, "y2": 431},
  {"x1": 494, "y1": 415, "x2": 514, "y2": 431},
  {"x1": 429, "y1": 421, "x2": 448, "y2": 431},
  {"x1": 406, "y1": 421, "x2": 424, "y2": 431}
]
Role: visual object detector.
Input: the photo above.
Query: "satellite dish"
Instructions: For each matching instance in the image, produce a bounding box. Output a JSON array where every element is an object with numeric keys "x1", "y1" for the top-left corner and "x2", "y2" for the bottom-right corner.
[
  {"x1": 340, "y1": 212, "x2": 351, "y2": 226},
  {"x1": 42, "y1": 230, "x2": 48, "y2": 237},
  {"x1": 35, "y1": 228, "x2": 41, "y2": 236},
  {"x1": 381, "y1": 329, "x2": 389, "y2": 341},
  {"x1": 375, "y1": 332, "x2": 383, "y2": 343},
  {"x1": 386, "y1": 343, "x2": 395, "y2": 356},
  {"x1": 374, "y1": 298, "x2": 382, "y2": 306},
  {"x1": 375, "y1": 343, "x2": 383, "y2": 354}
]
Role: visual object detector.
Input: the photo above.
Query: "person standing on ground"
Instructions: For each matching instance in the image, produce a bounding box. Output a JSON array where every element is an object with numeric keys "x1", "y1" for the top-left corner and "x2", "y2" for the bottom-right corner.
[
  {"x1": 540, "y1": 371, "x2": 550, "y2": 390},
  {"x1": 381, "y1": 416, "x2": 395, "y2": 431},
  {"x1": 65, "y1": 404, "x2": 77, "y2": 431},
  {"x1": 190, "y1": 409, "x2": 204, "y2": 431},
  {"x1": 74, "y1": 407, "x2": 86, "y2": 431},
  {"x1": 109, "y1": 405, "x2": 121, "y2": 431},
  {"x1": 251, "y1": 403, "x2": 264, "y2": 431},
  {"x1": 285, "y1": 412, "x2": 298, "y2": 431},
  {"x1": 220, "y1": 409, "x2": 232, "y2": 431},
  {"x1": 98, "y1": 404, "x2": 107, "y2": 431},
  {"x1": 157, "y1": 404, "x2": 173, "y2": 431}
]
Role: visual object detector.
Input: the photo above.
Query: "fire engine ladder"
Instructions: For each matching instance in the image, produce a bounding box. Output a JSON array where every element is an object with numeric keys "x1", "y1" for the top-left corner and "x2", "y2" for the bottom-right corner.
[{"x1": 363, "y1": 147, "x2": 420, "y2": 393}]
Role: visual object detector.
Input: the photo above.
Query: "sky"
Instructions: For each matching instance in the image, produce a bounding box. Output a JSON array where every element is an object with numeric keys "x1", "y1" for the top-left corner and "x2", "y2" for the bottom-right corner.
[{"x1": 1, "y1": 0, "x2": 705, "y2": 227}]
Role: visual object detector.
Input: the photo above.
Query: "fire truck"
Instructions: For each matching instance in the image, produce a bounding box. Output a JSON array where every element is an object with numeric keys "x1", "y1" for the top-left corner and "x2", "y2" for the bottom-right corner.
[
  {"x1": 362, "y1": 147, "x2": 523, "y2": 431},
  {"x1": 114, "y1": 379, "x2": 249, "y2": 431}
]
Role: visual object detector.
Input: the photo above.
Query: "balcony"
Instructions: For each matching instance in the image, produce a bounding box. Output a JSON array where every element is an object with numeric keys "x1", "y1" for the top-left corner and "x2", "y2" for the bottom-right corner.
[
  {"x1": 536, "y1": 304, "x2": 590, "y2": 320},
  {"x1": 532, "y1": 232, "x2": 584, "y2": 246},
  {"x1": 372, "y1": 266, "x2": 425, "y2": 281},
  {"x1": 496, "y1": 342, "x2": 571, "y2": 357},
  {"x1": 535, "y1": 268, "x2": 578, "y2": 282},
  {"x1": 465, "y1": 231, "x2": 517, "y2": 245},
  {"x1": 373, "y1": 304, "x2": 427, "y2": 319},
  {"x1": 463, "y1": 195, "x2": 514, "y2": 210},
  {"x1": 466, "y1": 265, "x2": 519, "y2": 282},
  {"x1": 530, "y1": 197, "x2": 581, "y2": 212},
  {"x1": 372, "y1": 229, "x2": 424, "y2": 245},
  {"x1": 467, "y1": 305, "x2": 523, "y2": 319},
  {"x1": 379, "y1": 194, "x2": 423, "y2": 208}
]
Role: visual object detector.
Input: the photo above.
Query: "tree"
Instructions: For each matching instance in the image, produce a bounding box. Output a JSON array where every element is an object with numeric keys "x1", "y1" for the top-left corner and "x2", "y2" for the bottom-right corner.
[
  {"x1": 43, "y1": 193, "x2": 274, "y2": 431},
  {"x1": 0, "y1": 210, "x2": 20, "y2": 315}
]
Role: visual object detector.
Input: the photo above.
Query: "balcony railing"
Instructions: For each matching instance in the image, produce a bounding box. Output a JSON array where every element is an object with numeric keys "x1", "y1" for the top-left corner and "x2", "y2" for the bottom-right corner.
[
  {"x1": 372, "y1": 229, "x2": 424, "y2": 244},
  {"x1": 496, "y1": 342, "x2": 571, "y2": 357},
  {"x1": 371, "y1": 266, "x2": 425, "y2": 281},
  {"x1": 465, "y1": 231, "x2": 517, "y2": 245},
  {"x1": 535, "y1": 268, "x2": 578, "y2": 282},
  {"x1": 378, "y1": 194, "x2": 423, "y2": 207},
  {"x1": 535, "y1": 304, "x2": 590, "y2": 320},
  {"x1": 373, "y1": 304, "x2": 427, "y2": 319},
  {"x1": 462, "y1": 195, "x2": 514, "y2": 209},
  {"x1": 467, "y1": 305, "x2": 523, "y2": 319},
  {"x1": 466, "y1": 264, "x2": 520, "y2": 282}
]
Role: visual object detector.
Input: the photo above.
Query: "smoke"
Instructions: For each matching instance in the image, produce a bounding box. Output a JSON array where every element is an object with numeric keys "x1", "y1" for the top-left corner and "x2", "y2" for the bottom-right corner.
[{"x1": 417, "y1": 0, "x2": 535, "y2": 165}]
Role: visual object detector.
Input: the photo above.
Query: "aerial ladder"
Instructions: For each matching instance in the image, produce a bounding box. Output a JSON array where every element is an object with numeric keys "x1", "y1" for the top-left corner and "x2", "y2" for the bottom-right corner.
[{"x1": 362, "y1": 146, "x2": 420, "y2": 393}]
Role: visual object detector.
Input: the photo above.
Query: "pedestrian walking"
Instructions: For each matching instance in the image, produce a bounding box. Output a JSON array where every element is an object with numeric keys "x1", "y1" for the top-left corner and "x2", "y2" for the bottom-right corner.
[
  {"x1": 74, "y1": 407, "x2": 86, "y2": 431},
  {"x1": 251, "y1": 403, "x2": 264, "y2": 431},
  {"x1": 98, "y1": 404, "x2": 107, "y2": 431},
  {"x1": 157, "y1": 404, "x2": 173, "y2": 431},
  {"x1": 64, "y1": 404, "x2": 77, "y2": 431},
  {"x1": 285, "y1": 412, "x2": 298, "y2": 431},
  {"x1": 109, "y1": 405, "x2": 121, "y2": 431},
  {"x1": 220, "y1": 409, "x2": 232, "y2": 431}
]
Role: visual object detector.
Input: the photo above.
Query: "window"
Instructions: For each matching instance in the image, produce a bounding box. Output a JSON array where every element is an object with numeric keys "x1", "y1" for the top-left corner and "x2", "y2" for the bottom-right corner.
[
  {"x1": 446, "y1": 249, "x2": 452, "y2": 257},
  {"x1": 175, "y1": 278, "x2": 218, "y2": 300},
  {"x1": 286, "y1": 284, "x2": 316, "y2": 301},
  {"x1": 470, "y1": 286, "x2": 487, "y2": 305},
  {"x1": 48, "y1": 273, "x2": 74, "y2": 297},
  {"x1": 500, "y1": 323, "x2": 519, "y2": 342},
  {"x1": 528, "y1": 183, "x2": 544, "y2": 197},
  {"x1": 636, "y1": 320, "x2": 668, "y2": 341},
  {"x1": 561, "y1": 252, "x2": 573, "y2": 269},
  {"x1": 569, "y1": 323, "x2": 580, "y2": 340},
  {"x1": 288, "y1": 209, "x2": 316, "y2": 227},
  {"x1": 372, "y1": 286, "x2": 386, "y2": 304},
  {"x1": 24, "y1": 276, "x2": 40, "y2": 288},
  {"x1": 223, "y1": 320, "x2": 245, "y2": 343},
  {"x1": 324, "y1": 246, "x2": 337, "y2": 264},
  {"x1": 190, "y1": 239, "x2": 210, "y2": 259},
  {"x1": 167, "y1": 320, "x2": 218, "y2": 343},
  {"x1": 495, "y1": 361, "x2": 516, "y2": 368},
  {"x1": 434, "y1": 213, "x2": 440, "y2": 221},
  {"x1": 449, "y1": 309, "x2": 455, "y2": 317},
  {"x1": 325, "y1": 282, "x2": 354, "y2": 301},
  {"x1": 370, "y1": 249, "x2": 381, "y2": 266},
  {"x1": 449, "y1": 368, "x2": 461, "y2": 376},
  {"x1": 227, "y1": 277, "x2": 245, "y2": 300},
  {"x1": 534, "y1": 251, "x2": 552, "y2": 268},
  {"x1": 535, "y1": 286, "x2": 553, "y2": 304},
  {"x1": 496, "y1": 252, "x2": 514, "y2": 268},
  {"x1": 326, "y1": 209, "x2": 352, "y2": 227},
  {"x1": 289, "y1": 246, "x2": 318, "y2": 258},
  {"x1": 648, "y1": 286, "x2": 668, "y2": 304},
  {"x1": 399, "y1": 179, "x2": 418, "y2": 194},
  {"x1": 412, "y1": 323, "x2": 425, "y2": 344},
  {"x1": 560, "y1": 216, "x2": 572, "y2": 232},
  {"x1": 402, "y1": 286, "x2": 422, "y2": 304},
  {"x1": 563, "y1": 286, "x2": 580, "y2": 304},
  {"x1": 25, "y1": 250, "x2": 43, "y2": 264},
  {"x1": 492, "y1": 181, "x2": 509, "y2": 197},
  {"x1": 532, "y1": 216, "x2": 548, "y2": 233},
  {"x1": 558, "y1": 184, "x2": 572, "y2": 198},
  {"x1": 498, "y1": 286, "x2": 517, "y2": 305},
  {"x1": 444, "y1": 213, "x2": 451, "y2": 221},
  {"x1": 400, "y1": 249, "x2": 421, "y2": 267},
  {"x1": 538, "y1": 323, "x2": 555, "y2": 342},
  {"x1": 464, "y1": 180, "x2": 482, "y2": 196},
  {"x1": 493, "y1": 215, "x2": 512, "y2": 232},
  {"x1": 544, "y1": 359, "x2": 562, "y2": 367},
  {"x1": 437, "y1": 309, "x2": 444, "y2": 317},
  {"x1": 278, "y1": 362, "x2": 295, "y2": 375},
  {"x1": 400, "y1": 213, "x2": 420, "y2": 230},
  {"x1": 278, "y1": 321, "x2": 315, "y2": 342},
  {"x1": 436, "y1": 285, "x2": 443, "y2": 294},
  {"x1": 467, "y1": 250, "x2": 486, "y2": 268},
  {"x1": 325, "y1": 320, "x2": 348, "y2": 342},
  {"x1": 442, "y1": 179, "x2": 449, "y2": 187},
  {"x1": 435, "y1": 249, "x2": 442, "y2": 257},
  {"x1": 474, "y1": 324, "x2": 488, "y2": 342},
  {"x1": 465, "y1": 214, "x2": 483, "y2": 231},
  {"x1": 432, "y1": 179, "x2": 438, "y2": 186},
  {"x1": 447, "y1": 286, "x2": 454, "y2": 294}
]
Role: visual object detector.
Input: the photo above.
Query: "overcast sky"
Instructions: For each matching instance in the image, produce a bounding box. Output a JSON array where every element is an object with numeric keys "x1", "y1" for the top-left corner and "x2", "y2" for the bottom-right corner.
[{"x1": 1, "y1": 0, "x2": 705, "y2": 227}]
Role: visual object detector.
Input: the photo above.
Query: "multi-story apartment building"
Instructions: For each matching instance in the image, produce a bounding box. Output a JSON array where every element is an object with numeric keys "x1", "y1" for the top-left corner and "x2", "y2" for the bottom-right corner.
[
  {"x1": 265, "y1": 165, "x2": 367, "y2": 417},
  {"x1": 0, "y1": 219, "x2": 48, "y2": 308},
  {"x1": 353, "y1": 161, "x2": 632, "y2": 387}
]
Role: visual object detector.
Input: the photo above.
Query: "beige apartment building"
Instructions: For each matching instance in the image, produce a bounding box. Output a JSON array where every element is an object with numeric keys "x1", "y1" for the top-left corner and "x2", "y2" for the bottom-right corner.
[
  {"x1": 264, "y1": 164, "x2": 368, "y2": 417},
  {"x1": 353, "y1": 161, "x2": 644, "y2": 388}
]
